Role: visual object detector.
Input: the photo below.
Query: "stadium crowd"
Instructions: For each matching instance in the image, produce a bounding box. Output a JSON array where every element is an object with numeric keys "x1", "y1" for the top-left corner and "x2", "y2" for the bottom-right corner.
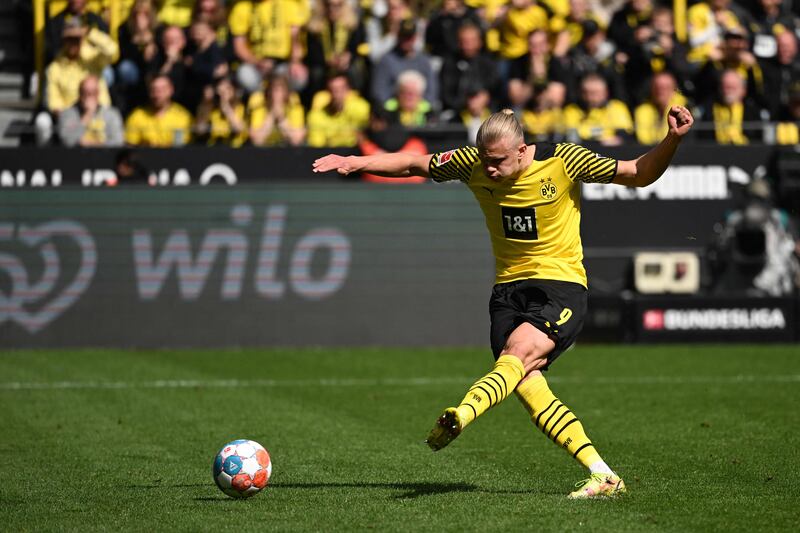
[{"x1": 34, "y1": 0, "x2": 800, "y2": 148}]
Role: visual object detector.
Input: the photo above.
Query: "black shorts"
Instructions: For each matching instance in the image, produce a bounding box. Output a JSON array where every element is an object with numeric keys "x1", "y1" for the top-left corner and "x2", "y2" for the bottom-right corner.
[{"x1": 489, "y1": 278, "x2": 587, "y2": 370}]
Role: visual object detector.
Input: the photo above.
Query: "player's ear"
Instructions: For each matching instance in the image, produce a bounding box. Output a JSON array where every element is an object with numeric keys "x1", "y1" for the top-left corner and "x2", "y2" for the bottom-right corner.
[{"x1": 517, "y1": 142, "x2": 527, "y2": 160}]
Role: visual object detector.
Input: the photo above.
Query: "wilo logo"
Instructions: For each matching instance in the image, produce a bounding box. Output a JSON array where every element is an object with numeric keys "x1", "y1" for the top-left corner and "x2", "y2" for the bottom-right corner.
[
  {"x1": 133, "y1": 203, "x2": 351, "y2": 301},
  {"x1": 0, "y1": 221, "x2": 97, "y2": 332}
]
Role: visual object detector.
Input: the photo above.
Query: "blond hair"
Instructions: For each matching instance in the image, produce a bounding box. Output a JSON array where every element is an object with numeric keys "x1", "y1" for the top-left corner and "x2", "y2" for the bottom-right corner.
[{"x1": 476, "y1": 109, "x2": 524, "y2": 149}]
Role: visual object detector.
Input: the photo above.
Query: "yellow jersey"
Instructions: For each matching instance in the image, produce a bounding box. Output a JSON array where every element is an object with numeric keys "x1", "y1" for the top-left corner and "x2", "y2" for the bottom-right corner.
[
  {"x1": 124, "y1": 103, "x2": 193, "y2": 147},
  {"x1": 429, "y1": 143, "x2": 618, "y2": 287},
  {"x1": 247, "y1": 91, "x2": 306, "y2": 146},
  {"x1": 229, "y1": 0, "x2": 310, "y2": 60},
  {"x1": 563, "y1": 100, "x2": 634, "y2": 143},
  {"x1": 498, "y1": 5, "x2": 549, "y2": 59}
]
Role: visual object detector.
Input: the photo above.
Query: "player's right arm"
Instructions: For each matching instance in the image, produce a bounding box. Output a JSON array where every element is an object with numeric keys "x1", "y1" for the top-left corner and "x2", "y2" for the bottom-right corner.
[{"x1": 312, "y1": 152, "x2": 433, "y2": 178}]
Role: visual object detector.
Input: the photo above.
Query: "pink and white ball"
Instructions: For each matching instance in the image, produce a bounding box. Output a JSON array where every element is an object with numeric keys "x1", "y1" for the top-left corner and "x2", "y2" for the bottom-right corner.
[{"x1": 212, "y1": 439, "x2": 272, "y2": 498}]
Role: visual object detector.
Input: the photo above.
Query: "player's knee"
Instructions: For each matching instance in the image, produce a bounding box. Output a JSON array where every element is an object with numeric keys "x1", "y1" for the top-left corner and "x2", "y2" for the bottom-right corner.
[{"x1": 503, "y1": 338, "x2": 548, "y2": 364}]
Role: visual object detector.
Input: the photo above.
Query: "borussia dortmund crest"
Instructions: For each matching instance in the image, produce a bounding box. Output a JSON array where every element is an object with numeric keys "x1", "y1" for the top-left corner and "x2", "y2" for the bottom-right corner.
[{"x1": 540, "y1": 177, "x2": 557, "y2": 200}]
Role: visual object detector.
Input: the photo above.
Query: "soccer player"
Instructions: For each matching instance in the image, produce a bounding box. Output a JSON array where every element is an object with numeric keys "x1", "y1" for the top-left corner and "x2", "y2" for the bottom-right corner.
[{"x1": 312, "y1": 105, "x2": 694, "y2": 498}]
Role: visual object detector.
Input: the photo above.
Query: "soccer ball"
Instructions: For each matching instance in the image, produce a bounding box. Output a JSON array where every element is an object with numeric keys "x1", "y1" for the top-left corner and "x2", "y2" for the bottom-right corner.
[{"x1": 212, "y1": 439, "x2": 272, "y2": 498}]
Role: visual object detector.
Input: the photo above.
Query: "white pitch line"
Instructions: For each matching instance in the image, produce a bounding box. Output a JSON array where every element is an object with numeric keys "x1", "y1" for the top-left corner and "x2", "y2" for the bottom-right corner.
[{"x1": 0, "y1": 375, "x2": 798, "y2": 391}]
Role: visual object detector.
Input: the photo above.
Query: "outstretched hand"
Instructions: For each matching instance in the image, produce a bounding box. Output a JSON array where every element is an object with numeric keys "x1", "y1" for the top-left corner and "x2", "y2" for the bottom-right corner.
[
  {"x1": 667, "y1": 105, "x2": 694, "y2": 137},
  {"x1": 312, "y1": 154, "x2": 358, "y2": 175}
]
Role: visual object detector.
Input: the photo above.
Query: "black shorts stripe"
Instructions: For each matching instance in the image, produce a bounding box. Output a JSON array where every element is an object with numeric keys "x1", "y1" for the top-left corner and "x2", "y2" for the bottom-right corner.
[{"x1": 572, "y1": 442, "x2": 593, "y2": 459}]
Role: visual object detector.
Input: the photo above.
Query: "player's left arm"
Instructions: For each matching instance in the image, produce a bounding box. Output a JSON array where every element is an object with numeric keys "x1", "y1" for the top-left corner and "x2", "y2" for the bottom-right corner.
[{"x1": 613, "y1": 105, "x2": 694, "y2": 188}]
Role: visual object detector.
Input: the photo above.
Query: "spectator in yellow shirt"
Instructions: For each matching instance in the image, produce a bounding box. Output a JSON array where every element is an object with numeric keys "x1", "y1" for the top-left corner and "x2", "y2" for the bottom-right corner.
[
  {"x1": 194, "y1": 76, "x2": 248, "y2": 147},
  {"x1": 307, "y1": 72, "x2": 370, "y2": 147},
  {"x1": 229, "y1": 0, "x2": 310, "y2": 93},
  {"x1": 249, "y1": 73, "x2": 306, "y2": 146},
  {"x1": 521, "y1": 81, "x2": 567, "y2": 142},
  {"x1": 156, "y1": 0, "x2": 195, "y2": 28},
  {"x1": 495, "y1": 0, "x2": 549, "y2": 61},
  {"x1": 634, "y1": 71, "x2": 688, "y2": 145},
  {"x1": 563, "y1": 73, "x2": 634, "y2": 145},
  {"x1": 36, "y1": 18, "x2": 118, "y2": 145},
  {"x1": 687, "y1": 0, "x2": 746, "y2": 65},
  {"x1": 125, "y1": 74, "x2": 193, "y2": 146}
]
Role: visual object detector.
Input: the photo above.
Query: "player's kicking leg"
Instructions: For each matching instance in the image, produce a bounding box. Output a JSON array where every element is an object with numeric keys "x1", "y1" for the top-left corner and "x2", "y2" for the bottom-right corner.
[
  {"x1": 425, "y1": 354, "x2": 525, "y2": 451},
  {"x1": 425, "y1": 319, "x2": 553, "y2": 450}
]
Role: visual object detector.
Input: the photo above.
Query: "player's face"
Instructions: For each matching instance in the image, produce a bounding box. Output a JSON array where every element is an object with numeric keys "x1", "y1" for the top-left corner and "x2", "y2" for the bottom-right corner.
[{"x1": 479, "y1": 138, "x2": 524, "y2": 181}]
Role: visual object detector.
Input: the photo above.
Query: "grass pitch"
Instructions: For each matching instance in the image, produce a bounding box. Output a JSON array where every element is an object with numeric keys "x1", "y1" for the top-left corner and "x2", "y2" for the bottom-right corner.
[{"x1": 1, "y1": 345, "x2": 798, "y2": 532}]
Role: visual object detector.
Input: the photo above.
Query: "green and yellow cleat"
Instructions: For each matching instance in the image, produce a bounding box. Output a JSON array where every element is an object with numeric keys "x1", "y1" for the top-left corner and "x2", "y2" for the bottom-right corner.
[
  {"x1": 567, "y1": 473, "x2": 627, "y2": 499},
  {"x1": 425, "y1": 407, "x2": 463, "y2": 451}
]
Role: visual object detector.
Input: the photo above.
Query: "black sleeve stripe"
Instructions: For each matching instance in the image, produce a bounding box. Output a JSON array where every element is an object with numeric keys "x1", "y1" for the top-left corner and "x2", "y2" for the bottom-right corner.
[
  {"x1": 556, "y1": 142, "x2": 618, "y2": 184},
  {"x1": 430, "y1": 146, "x2": 478, "y2": 183},
  {"x1": 571, "y1": 152, "x2": 595, "y2": 176}
]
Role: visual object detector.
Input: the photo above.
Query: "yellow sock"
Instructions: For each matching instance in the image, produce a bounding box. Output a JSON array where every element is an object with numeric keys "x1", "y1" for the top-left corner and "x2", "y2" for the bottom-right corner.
[
  {"x1": 455, "y1": 354, "x2": 525, "y2": 427},
  {"x1": 515, "y1": 374, "x2": 603, "y2": 469}
]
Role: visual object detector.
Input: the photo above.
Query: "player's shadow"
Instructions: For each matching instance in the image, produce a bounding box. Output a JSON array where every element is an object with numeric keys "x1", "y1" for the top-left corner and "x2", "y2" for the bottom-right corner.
[{"x1": 275, "y1": 481, "x2": 479, "y2": 499}]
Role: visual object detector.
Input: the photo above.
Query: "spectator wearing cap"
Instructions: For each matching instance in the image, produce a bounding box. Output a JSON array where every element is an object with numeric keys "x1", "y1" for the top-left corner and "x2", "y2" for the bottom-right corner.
[
  {"x1": 307, "y1": 72, "x2": 371, "y2": 147},
  {"x1": 439, "y1": 22, "x2": 500, "y2": 114},
  {"x1": 564, "y1": 19, "x2": 628, "y2": 104},
  {"x1": 57, "y1": 75, "x2": 124, "y2": 147},
  {"x1": 229, "y1": 0, "x2": 310, "y2": 94},
  {"x1": 759, "y1": 29, "x2": 800, "y2": 118},
  {"x1": 124, "y1": 74, "x2": 193, "y2": 146},
  {"x1": 194, "y1": 76, "x2": 248, "y2": 146},
  {"x1": 563, "y1": 73, "x2": 634, "y2": 145},
  {"x1": 694, "y1": 26, "x2": 767, "y2": 113},
  {"x1": 364, "y1": 0, "x2": 420, "y2": 63},
  {"x1": 36, "y1": 17, "x2": 118, "y2": 145},
  {"x1": 384, "y1": 70, "x2": 432, "y2": 127},
  {"x1": 634, "y1": 71, "x2": 689, "y2": 145},
  {"x1": 697, "y1": 69, "x2": 764, "y2": 144},
  {"x1": 687, "y1": 0, "x2": 749, "y2": 66},
  {"x1": 371, "y1": 19, "x2": 438, "y2": 107},
  {"x1": 305, "y1": 0, "x2": 369, "y2": 99},
  {"x1": 425, "y1": 0, "x2": 484, "y2": 60},
  {"x1": 46, "y1": 0, "x2": 110, "y2": 64},
  {"x1": 249, "y1": 72, "x2": 306, "y2": 146}
]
